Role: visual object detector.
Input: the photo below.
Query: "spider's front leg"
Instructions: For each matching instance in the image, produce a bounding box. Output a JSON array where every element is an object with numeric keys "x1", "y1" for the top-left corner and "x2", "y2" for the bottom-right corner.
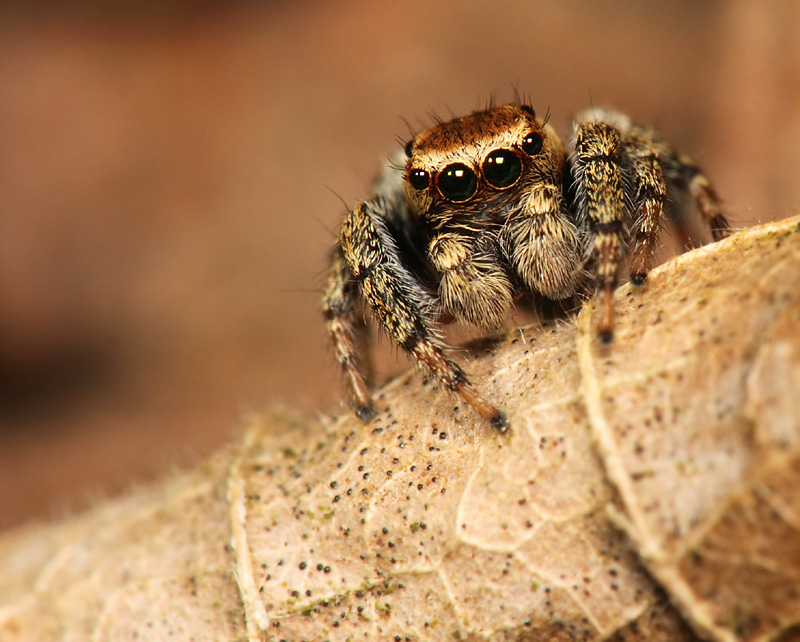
[{"x1": 325, "y1": 199, "x2": 508, "y2": 430}]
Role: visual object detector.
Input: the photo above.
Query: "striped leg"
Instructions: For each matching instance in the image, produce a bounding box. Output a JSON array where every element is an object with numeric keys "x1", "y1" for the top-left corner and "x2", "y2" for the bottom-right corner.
[
  {"x1": 623, "y1": 131, "x2": 668, "y2": 286},
  {"x1": 322, "y1": 246, "x2": 374, "y2": 421},
  {"x1": 676, "y1": 155, "x2": 731, "y2": 242},
  {"x1": 335, "y1": 200, "x2": 508, "y2": 430},
  {"x1": 572, "y1": 120, "x2": 626, "y2": 343}
]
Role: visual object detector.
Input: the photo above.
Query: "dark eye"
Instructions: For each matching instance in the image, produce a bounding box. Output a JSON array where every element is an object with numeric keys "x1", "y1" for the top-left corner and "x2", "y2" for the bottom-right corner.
[
  {"x1": 482, "y1": 149, "x2": 522, "y2": 189},
  {"x1": 522, "y1": 131, "x2": 544, "y2": 156},
  {"x1": 437, "y1": 163, "x2": 478, "y2": 201},
  {"x1": 408, "y1": 168, "x2": 430, "y2": 190}
]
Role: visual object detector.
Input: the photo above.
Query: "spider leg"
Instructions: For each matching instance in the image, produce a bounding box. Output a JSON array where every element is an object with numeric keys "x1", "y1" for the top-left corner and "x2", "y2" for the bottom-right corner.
[
  {"x1": 323, "y1": 246, "x2": 374, "y2": 421},
  {"x1": 572, "y1": 120, "x2": 626, "y2": 343},
  {"x1": 337, "y1": 200, "x2": 507, "y2": 430},
  {"x1": 673, "y1": 155, "x2": 731, "y2": 242},
  {"x1": 621, "y1": 131, "x2": 668, "y2": 286}
]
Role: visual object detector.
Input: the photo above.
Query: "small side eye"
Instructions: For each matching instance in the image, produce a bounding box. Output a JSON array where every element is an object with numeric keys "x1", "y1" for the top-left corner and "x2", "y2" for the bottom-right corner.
[
  {"x1": 437, "y1": 163, "x2": 478, "y2": 201},
  {"x1": 404, "y1": 139, "x2": 414, "y2": 158},
  {"x1": 408, "y1": 168, "x2": 430, "y2": 190},
  {"x1": 522, "y1": 131, "x2": 544, "y2": 156},
  {"x1": 482, "y1": 149, "x2": 522, "y2": 189},
  {"x1": 520, "y1": 104, "x2": 536, "y2": 118}
]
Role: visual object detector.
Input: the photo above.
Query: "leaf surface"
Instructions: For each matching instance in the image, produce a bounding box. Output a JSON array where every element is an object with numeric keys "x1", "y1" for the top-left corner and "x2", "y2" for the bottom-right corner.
[{"x1": 1, "y1": 216, "x2": 798, "y2": 642}]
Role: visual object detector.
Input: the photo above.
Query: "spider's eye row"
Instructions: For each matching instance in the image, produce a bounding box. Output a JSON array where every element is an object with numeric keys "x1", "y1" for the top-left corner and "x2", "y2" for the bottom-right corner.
[
  {"x1": 482, "y1": 149, "x2": 523, "y2": 189},
  {"x1": 522, "y1": 131, "x2": 544, "y2": 156},
  {"x1": 408, "y1": 168, "x2": 430, "y2": 190},
  {"x1": 437, "y1": 163, "x2": 478, "y2": 202}
]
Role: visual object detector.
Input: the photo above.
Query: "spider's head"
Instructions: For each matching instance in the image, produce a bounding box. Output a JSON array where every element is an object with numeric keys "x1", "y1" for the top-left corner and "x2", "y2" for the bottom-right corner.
[{"x1": 403, "y1": 104, "x2": 565, "y2": 220}]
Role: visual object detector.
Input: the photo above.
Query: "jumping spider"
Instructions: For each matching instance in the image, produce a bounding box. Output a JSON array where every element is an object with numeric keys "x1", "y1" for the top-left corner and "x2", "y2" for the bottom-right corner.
[{"x1": 323, "y1": 103, "x2": 729, "y2": 430}]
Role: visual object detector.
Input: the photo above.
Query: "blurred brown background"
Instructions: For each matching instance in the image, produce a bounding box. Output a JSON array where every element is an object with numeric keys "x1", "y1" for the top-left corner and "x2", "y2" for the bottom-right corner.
[{"x1": 1, "y1": 0, "x2": 798, "y2": 531}]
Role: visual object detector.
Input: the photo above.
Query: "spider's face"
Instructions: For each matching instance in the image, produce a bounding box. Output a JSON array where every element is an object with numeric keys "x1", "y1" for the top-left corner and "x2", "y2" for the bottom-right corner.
[{"x1": 403, "y1": 104, "x2": 564, "y2": 223}]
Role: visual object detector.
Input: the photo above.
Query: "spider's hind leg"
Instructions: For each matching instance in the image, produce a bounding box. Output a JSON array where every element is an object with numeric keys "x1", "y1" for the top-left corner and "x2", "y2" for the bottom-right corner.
[
  {"x1": 323, "y1": 246, "x2": 375, "y2": 421},
  {"x1": 672, "y1": 154, "x2": 731, "y2": 242}
]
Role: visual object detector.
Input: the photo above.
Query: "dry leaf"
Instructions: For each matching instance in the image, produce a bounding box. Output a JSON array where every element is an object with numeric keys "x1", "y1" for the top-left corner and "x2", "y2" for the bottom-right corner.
[{"x1": 1, "y1": 216, "x2": 798, "y2": 642}]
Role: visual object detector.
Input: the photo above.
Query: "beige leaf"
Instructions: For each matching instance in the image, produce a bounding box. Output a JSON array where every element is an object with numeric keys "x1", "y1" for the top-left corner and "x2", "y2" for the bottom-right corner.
[{"x1": 1, "y1": 216, "x2": 798, "y2": 642}]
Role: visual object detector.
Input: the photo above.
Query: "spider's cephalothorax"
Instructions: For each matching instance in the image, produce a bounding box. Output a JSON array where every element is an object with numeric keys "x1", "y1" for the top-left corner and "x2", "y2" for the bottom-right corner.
[{"x1": 323, "y1": 103, "x2": 729, "y2": 430}]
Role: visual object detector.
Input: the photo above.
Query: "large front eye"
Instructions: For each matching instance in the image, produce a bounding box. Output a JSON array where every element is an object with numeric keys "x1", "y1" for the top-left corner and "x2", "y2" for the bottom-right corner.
[
  {"x1": 408, "y1": 168, "x2": 430, "y2": 190},
  {"x1": 482, "y1": 149, "x2": 522, "y2": 189},
  {"x1": 437, "y1": 163, "x2": 477, "y2": 201}
]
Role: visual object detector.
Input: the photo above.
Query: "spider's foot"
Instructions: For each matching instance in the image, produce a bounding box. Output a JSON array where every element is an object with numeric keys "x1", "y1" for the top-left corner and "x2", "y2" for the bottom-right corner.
[
  {"x1": 355, "y1": 403, "x2": 376, "y2": 423},
  {"x1": 595, "y1": 283, "x2": 616, "y2": 346},
  {"x1": 630, "y1": 272, "x2": 647, "y2": 288},
  {"x1": 458, "y1": 382, "x2": 508, "y2": 431},
  {"x1": 598, "y1": 328, "x2": 614, "y2": 345},
  {"x1": 490, "y1": 410, "x2": 509, "y2": 433}
]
